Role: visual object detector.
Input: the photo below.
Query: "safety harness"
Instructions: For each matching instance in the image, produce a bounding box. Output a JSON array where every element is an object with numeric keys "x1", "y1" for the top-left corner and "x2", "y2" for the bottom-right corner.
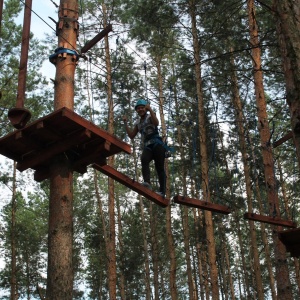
[{"x1": 137, "y1": 114, "x2": 173, "y2": 156}]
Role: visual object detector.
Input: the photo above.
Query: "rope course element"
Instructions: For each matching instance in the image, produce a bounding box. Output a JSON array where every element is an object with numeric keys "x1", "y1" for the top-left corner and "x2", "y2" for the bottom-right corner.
[
  {"x1": 244, "y1": 119, "x2": 298, "y2": 229},
  {"x1": 49, "y1": 47, "x2": 80, "y2": 64}
]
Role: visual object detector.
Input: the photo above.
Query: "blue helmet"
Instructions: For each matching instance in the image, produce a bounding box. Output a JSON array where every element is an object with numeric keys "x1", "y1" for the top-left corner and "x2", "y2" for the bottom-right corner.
[{"x1": 134, "y1": 99, "x2": 147, "y2": 110}]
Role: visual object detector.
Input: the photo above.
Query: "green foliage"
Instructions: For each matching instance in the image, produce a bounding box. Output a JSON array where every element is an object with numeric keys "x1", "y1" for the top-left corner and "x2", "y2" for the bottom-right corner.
[{"x1": 0, "y1": 190, "x2": 48, "y2": 299}]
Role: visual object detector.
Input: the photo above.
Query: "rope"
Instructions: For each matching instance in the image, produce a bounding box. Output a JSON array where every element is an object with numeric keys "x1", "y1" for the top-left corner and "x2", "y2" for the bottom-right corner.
[{"x1": 144, "y1": 61, "x2": 149, "y2": 102}]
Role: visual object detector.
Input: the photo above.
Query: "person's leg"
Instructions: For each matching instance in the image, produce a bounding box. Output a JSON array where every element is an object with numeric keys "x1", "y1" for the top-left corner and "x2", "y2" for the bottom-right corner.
[
  {"x1": 141, "y1": 148, "x2": 153, "y2": 186},
  {"x1": 153, "y1": 144, "x2": 166, "y2": 194}
]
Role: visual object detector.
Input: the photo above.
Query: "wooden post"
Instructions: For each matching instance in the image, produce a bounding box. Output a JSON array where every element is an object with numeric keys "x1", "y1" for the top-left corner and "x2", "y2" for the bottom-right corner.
[
  {"x1": 7, "y1": 0, "x2": 32, "y2": 129},
  {"x1": 16, "y1": 0, "x2": 32, "y2": 110},
  {"x1": 46, "y1": 1, "x2": 79, "y2": 299}
]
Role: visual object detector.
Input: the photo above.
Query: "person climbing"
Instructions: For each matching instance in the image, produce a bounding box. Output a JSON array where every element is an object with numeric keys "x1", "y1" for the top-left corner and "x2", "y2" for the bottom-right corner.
[{"x1": 123, "y1": 99, "x2": 166, "y2": 196}]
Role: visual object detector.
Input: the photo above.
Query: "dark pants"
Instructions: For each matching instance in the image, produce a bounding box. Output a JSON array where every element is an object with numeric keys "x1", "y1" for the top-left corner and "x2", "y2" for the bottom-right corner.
[{"x1": 141, "y1": 143, "x2": 166, "y2": 193}]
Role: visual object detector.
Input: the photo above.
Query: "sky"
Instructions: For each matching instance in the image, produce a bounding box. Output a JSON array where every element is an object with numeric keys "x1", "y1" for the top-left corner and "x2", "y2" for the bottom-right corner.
[{"x1": 29, "y1": 1, "x2": 58, "y2": 80}]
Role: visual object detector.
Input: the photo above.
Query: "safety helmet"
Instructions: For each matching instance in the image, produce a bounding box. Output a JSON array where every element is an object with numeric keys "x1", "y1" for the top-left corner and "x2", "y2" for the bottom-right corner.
[{"x1": 134, "y1": 99, "x2": 147, "y2": 110}]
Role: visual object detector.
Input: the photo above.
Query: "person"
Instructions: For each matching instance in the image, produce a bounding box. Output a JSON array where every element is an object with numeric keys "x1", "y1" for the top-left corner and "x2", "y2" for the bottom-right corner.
[{"x1": 123, "y1": 99, "x2": 166, "y2": 196}]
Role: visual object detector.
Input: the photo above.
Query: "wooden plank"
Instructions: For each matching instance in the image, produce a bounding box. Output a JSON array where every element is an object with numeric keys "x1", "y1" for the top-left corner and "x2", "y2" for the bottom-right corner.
[
  {"x1": 273, "y1": 131, "x2": 293, "y2": 148},
  {"x1": 71, "y1": 143, "x2": 109, "y2": 173},
  {"x1": 15, "y1": 131, "x2": 41, "y2": 148},
  {"x1": 92, "y1": 164, "x2": 169, "y2": 208},
  {"x1": 173, "y1": 195, "x2": 231, "y2": 214},
  {"x1": 17, "y1": 129, "x2": 92, "y2": 171},
  {"x1": 81, "y1": 24, "x2": 113, "y2": 54},
  {"x1": 60, "y1": 108, "x2": 131, "y2": 155},
  {"x1": 278, "y1": 228, "x2": 300, "y2": 257},
  {"x1": 244, "y1": 212, "x2": 297, "y2": 228},
  {"x1": 34, "y1": 121, "x2": 62, "y2": 142}
]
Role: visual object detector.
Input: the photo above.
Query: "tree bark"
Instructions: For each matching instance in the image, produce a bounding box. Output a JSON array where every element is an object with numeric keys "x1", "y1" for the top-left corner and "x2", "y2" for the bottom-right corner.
[
  {"x1": 247, "y1": 1, "x2": 292, "y2": 299},
  {"x1": 139, "y1": 195, "x2": 152, "y2": 300},
  {"x1": 229, "y1": 48, "x2": 264, "y2": 299},
  {"x1": 189, "y1": 1, "x2": 219, "y2": 298},
  {"x1": 102, "y1": 4, "x2": 118, "y2": 299},
  {"x1": 150, "y1": 203, "x2": 159, "y2": 299},
  {"x1": 10, "y1": 162, "x2": 17, "y2": 300},
  {"x1": 47, "y1": 1, "x2": 78, "y2": 299},
  {"x1": 47, "y1": 155, "x2": 74, "y2": 300},
  {"x1": 155, "y1": 57, "x2": 178, "y2": 299},
  {"x1": 173, "y1": 73, "x2": 194, "y2": 298},
  {"x1": 273, "y1": 0, "x2": 300, "y2": 169}
]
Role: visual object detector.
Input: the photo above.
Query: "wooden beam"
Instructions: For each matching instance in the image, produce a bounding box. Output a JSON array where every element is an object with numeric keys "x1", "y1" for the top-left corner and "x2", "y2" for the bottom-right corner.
[
  {"x1": 92, "y1": 164, "x2": 169, "y2": 208},
  {"x1": 278, "y1": 228, "x2": 300, "y2": 257},
  {"x1": 173, "y1": 195, "x2": 231, "y2": 214},
  {"x1": 273, "y1": 131, "x2": 293, "y2": 148},
  {"x1": 244, "y1": 212, "x2": 297, "y2": 228},
  {"x1": 17, "y1": 129, "x2": 91, "y2": 172},
  {"x1": 71, "y1": 143, "x2": 109, "y2": 173},
  {"x1": 81, "y1": 24, "x2": 113, "y2": 54},
  {"x1": 60, "y1": 108, "x2": 131, "y2": 155}
]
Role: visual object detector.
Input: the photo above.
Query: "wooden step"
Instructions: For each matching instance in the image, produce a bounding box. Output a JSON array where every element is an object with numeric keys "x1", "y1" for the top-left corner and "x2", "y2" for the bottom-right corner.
[
  {"x1": 244, "y1": 212, "x2": 296, "y2": 228},
  {"x1": 93, "y1": 163, "x2": 169, "y2": 208},
  {"x1": 173, "y1": 195, "x2": 231, "y2": 214}
]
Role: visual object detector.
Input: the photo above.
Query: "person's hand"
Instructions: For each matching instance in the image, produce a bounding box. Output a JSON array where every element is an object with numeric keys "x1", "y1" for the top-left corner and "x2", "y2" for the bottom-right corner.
[{"x1": 145, "y1": 104, "x2": 151, "y2": 111}]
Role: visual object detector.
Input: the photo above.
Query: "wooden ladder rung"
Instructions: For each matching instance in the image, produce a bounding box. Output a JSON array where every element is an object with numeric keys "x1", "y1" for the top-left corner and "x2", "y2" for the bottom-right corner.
[
  {"x1": 244, "y1": 212, "x2": 297, "y2": 228},
  {"x1": 173, "y1": 195, "x2": 231, "y2": 214},
  {"x1": 92, "y1": 164, "x2": 169, "y2": 208}
]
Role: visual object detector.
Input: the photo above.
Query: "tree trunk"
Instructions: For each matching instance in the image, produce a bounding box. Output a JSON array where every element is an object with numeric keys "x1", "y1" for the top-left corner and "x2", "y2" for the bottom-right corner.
[
  {"x1": 229, "y1": 48, "x2": 264, "y2": 299},
  {"x1": 193, "y1": 209, "x2": 205, "y2": 300},
  {"x1": 181, "y1": 205, "x2": 195, "y2": 299},
  {"x1": 273, "y1": 0, "x2": 300, "y2": 169},
  {"x1": 224, "y1": 239, "x2": 235, "y2": 300},
  {"x1": 102, "y1": 4, "x2": 117, "y2": 299},
  {"x1": 294, "y1": 258, "x2": 300, "y2": 295},
  {"x1": 173, "y1": 75, "x2": 194, "y2": 298},
  {"x1": 131, "y1": 145, "x2": 152, "y2": 300},
  {"x1": 116, "y1": 193, "x2": 126, "y2": 299},
  {"x1": 139, "y1": 195, "x2": 152, "y2": 300},
  {"x1": 94, "y1": 170, "x2": 108, "y2": 300},
  {"x1": 155, "y1": 57, "x2": 178, "y2": 299},
  {"x1": 47, "y1": 155, "x2": 74, "y2": 300},
  {"x1": 247, "y1": 1, "x2": 292, "y2": 298},
  {"x1": 10, "y1": 162, "x2": 17, "y2": 300},
  {"x1": 47, "y1": 1, "x2": 78, "y2": 298},
  {"x1": 150, "y1": 203, "x2": 159, "y2": 299},
  {"x1": 189, "y1": 1, "x2": 219, "y2": 298}
]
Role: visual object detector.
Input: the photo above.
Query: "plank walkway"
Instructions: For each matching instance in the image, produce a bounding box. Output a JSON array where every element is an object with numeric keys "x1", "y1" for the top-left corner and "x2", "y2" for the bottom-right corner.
[{"x1": 93, "y1": 164, "x2": 169, "y2": 207}]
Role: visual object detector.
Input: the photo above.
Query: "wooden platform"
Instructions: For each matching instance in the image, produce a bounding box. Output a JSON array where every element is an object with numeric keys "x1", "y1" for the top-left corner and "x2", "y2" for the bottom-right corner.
[
  {"x1": 0, "y1": 107, "x2": 131, "y2": 181},
  {"x1": 173, "y1": 195, "x2": 231, "y2": 214},
  {"x1": 93, "y1": 164, "x2": 169, "y2": 207},
  {"x1": 244, "y1": 212, "x2": 297, "y2": 228},
  {"x1": 278, "y1": 228, "x2": 300, "y2": 257}
]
